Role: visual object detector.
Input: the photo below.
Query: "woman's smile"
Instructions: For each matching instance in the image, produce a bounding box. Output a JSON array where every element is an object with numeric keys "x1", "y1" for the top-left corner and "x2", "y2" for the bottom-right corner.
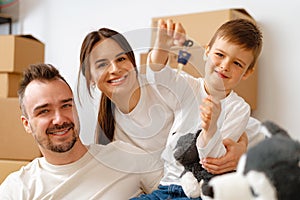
[{"x1": 108, "y1": 74, "x2": 128, "y2": 85}]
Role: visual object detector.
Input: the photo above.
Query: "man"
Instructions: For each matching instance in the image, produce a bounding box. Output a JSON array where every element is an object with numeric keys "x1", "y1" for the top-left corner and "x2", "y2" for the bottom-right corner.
[{"x1": 0, "y1": 63, "x2": 162, "y2": 199}]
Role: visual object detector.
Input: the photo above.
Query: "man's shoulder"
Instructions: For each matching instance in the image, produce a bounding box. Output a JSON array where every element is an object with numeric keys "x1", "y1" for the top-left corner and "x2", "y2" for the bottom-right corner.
[
  {"x1": 88, "y1": 141, "x2": 145, "y2": 153},
  {"x1": 0, "y1": 158, "x2": 41, "y2": 188},
  {"x1": 88, "y1": 141, "x2": 163, "y2": 173}
]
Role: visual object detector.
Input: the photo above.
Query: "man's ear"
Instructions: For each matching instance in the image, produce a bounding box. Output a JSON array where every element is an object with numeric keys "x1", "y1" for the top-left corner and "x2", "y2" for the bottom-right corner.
[
  {"x1": 21, "y1": 115, "x2": 32, "y2": 134},
  {"x1": 242, "y1": 68, "x2": 255, "y2": 80}
]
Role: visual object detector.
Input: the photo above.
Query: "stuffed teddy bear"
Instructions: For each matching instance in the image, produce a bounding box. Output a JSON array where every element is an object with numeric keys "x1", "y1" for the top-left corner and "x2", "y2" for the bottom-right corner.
[
  {"x1": 173, "y1": 129, "x2": 217, "y2": 198},
  {"x1": 202, "y1": 121, "x2": 300, "y2": 200}
]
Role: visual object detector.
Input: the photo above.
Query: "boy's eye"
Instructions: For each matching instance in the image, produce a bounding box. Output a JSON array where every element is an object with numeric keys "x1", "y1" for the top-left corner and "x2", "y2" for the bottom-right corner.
[
  {"x1": 215, "y1": 52, "x2": 224, "y2": 57},
  {"x1": 234, "y1": 61, "x2": 243, "y2": 68}
]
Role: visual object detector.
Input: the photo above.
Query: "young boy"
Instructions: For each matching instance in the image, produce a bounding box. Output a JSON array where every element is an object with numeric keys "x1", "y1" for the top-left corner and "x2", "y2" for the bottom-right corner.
[{"x1": 132, "y1": 18, "x2": 263, "y2": 199}]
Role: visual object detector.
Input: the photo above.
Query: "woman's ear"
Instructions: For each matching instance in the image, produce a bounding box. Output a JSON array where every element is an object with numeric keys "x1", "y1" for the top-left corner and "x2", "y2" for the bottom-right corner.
[
  {"x1": 90, "y1": 81, "x2": 96, "y2": 89},
  {"x1": 21, "y1": 116, "x2": 32, "y2": 134},
  {"x1": 242, "y1": 68, "x2": 255, "y2": 80}
]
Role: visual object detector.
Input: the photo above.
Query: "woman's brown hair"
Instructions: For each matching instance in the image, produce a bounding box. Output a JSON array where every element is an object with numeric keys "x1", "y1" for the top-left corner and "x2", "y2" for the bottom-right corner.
[{"x1": 78, "y1": 28, "x2": 137, "y2": 142}]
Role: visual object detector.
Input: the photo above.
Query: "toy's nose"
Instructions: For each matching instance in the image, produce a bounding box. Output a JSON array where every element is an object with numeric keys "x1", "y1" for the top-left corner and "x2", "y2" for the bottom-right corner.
[{"x1": 202, "y1": 184, "x2": 214, "y2": 198}]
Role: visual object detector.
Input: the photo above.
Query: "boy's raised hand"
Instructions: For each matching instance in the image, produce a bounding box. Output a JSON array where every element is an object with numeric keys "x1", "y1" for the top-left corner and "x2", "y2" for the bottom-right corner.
[
  {"x1": 154, "y1": 19, "x2": 186, "y2": 51},
  {"x1": 150, "y1": 19, "x2": 186, "y2": 70}
]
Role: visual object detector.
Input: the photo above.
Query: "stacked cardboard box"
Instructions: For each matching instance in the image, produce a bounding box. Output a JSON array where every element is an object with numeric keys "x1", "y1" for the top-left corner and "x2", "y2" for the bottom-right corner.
[{"x1": 0, "y1": 34, "x2": 44, "y2": 183}]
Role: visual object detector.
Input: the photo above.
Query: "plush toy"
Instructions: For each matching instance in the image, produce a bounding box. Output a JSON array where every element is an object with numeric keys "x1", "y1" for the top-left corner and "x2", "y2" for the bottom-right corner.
[
  {"x1": 173, "y1": 129, "x2": 217, "y2": 198},
  {"x1": 202, "y1": 121, "x2": 300, "y2": 200}
]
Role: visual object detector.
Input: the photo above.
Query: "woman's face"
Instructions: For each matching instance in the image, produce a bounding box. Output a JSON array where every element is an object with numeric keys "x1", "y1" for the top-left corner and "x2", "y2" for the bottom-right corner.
[{"x1": 89, "y1": 38, "x2": 137, "y2": 100}]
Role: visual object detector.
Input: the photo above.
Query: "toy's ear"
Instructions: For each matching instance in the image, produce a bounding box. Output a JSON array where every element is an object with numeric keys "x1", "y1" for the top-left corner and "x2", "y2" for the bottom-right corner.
[
  {"x1": 242, "y1": 68, "x2": 254, "y2": 80},
  {"x1": 261, "y1": 120, "x2": 290, "y2": 138}
]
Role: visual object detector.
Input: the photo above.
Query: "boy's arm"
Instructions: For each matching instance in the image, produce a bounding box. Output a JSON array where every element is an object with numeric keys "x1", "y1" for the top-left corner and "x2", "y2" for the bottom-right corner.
[
  {"x1": 197, "y1": 94, "x2": 250, "y2": 160},
  {"x1": 197, "y1": 96, "x2": 221, "y2": 147},
  {"x1": 149, "y1": 19, "x2": 186, "y2": 71},
  {"x1": 201, "y1": 132, "x2": 248, "y2": 174}
]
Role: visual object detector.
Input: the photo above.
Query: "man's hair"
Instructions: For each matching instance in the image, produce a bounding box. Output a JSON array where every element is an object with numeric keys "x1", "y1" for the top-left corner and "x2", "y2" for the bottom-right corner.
[
  {"x1": 18, "y1": 63, "x2": 71, "y2": 117},
  {"x1": 208, "y1": 18, "x2": 263, "y2": 70}
]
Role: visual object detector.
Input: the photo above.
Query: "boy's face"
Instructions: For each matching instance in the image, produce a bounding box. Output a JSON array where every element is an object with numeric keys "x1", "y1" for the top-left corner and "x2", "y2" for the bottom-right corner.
[{"x1": 204, "y1": 37, "x2": 254, "y2": 96}]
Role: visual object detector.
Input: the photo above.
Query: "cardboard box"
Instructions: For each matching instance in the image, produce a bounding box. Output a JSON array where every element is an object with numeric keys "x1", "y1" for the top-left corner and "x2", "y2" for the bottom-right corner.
[
  {"x1": 0, "y1": 35, "x2": 44, "y2": 73},
  {"x1": 0, "y1": 159, "x2": 29, "y2": 184},
  {"x1": 0, "y1": 98, "x2": 41, "y2": 160},
  {"x1": 0, "y1": 73, "x2": 22, "y2": 97},
  {"x1": 151, "y1": 8, "x2": 254, "y2": 47},
  {"x1": 146, "y1": 8, "x2": 257, "y2": 109}
]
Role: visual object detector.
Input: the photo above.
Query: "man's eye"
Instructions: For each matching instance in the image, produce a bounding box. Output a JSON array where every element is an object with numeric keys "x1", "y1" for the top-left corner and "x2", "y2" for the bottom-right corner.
[
  {"x1": 117, "y1": 56, "x2": 126, "y2": 62},
  {"x1": 37, "y1": 110, "x2": 49, "y2": 116},
  {"x1": 62, "y1": 104, "x2": 72, "y2": 109}
]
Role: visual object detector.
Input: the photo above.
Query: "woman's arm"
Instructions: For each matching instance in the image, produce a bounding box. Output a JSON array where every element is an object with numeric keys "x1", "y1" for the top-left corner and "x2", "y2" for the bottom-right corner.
[{"x1": 200, "y1": 132, "x2": 248, "y2": 174}]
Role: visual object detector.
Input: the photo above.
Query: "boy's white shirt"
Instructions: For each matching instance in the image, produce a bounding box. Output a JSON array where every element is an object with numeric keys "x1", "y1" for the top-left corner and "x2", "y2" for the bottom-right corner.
[{"x1": 147, "y1": 65, "x2": 251, "y2": 186}]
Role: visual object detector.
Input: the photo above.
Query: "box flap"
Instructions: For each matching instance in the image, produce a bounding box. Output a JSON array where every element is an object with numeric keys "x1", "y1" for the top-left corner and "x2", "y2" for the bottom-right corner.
[
  {"x1": 16, "y1": 34, "x2": 44, "y2": 44},
  {"x1": 233, "y1": 8, "x2": 254, "y2": 20}
]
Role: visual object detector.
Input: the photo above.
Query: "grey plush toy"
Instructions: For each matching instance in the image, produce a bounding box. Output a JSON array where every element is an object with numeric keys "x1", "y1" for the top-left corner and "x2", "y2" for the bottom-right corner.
[
  {"x1": 203, "y1": 121, "x2": 300, "y2": 200},
  {"x1": 173, "y1": 129, "x2": 221, "y2": 198}
]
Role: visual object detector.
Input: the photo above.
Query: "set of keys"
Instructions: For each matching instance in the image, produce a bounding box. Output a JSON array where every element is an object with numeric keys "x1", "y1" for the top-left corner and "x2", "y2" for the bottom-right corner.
[{"x1": 176, "y1": 39, "x2": 193, "y2": 80}]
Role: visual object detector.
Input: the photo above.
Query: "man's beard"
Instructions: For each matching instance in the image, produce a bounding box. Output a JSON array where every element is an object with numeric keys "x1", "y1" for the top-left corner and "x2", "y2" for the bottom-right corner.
[
  {"x1": 34, "y1": 122, "x2": 79, "y2": 153},
  {"x1": 47, "y1": 133, "x2": 78, "y2": 153}
]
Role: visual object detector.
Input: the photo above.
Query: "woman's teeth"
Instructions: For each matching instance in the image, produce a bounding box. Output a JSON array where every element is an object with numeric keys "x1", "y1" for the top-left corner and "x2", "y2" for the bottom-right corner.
[{"x1": 110, "y1": 76, "x2": 126, "y2": 83}]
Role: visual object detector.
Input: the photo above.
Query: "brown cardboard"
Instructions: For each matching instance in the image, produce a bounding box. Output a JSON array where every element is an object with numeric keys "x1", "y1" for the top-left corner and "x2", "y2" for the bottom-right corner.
[
  {"x1": 0, "y1": 98, "x2": 41, "y2": 160},
  {"x1": 146, "y1": 8, "x2": 257, "y2": 109},
  {"x1": 0, "y1": 73, "x2": 22, "y2": 97},
  {"x1": 0, "y1": 159, "x2": 29, "y2": 184},
  {"x1": 151, "y1": 8, "x2": 255, "y2": 48},
  {"x1": 0, "y1": 35, "x2": 44, "y2": 73}
]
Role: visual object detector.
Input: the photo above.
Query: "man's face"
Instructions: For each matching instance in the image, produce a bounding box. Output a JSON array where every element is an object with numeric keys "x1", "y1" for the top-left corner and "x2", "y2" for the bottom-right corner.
[{"x1": 21, "y1": 79, "x2": 80, "y2": 153}]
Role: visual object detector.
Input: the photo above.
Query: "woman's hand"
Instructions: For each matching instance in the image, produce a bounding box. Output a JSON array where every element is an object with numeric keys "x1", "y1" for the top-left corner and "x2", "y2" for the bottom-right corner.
[{"x1": 200, "y1": 132, "x2": 248, "y2": 174}]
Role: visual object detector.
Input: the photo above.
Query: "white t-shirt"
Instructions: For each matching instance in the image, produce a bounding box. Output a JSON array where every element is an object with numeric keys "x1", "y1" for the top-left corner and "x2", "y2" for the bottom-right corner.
[
  {"x1": 149, "y1": 65, "x2": 255, "y2": 186},
  {"x1": 0, "y1": 142, "x2": 162, "y2": 200},
  {"x1": 114, "y1": 74, "x2": 175, "y2": 157}
]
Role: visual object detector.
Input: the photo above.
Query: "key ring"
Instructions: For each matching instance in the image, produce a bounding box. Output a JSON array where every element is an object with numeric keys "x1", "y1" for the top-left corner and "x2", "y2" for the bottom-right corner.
[
  {"x1": 183, "y1": 39, "x2": 193, "y2": 47},
  {"x1": 176, "y1": 39, "x2": 193, "y2": 80}
]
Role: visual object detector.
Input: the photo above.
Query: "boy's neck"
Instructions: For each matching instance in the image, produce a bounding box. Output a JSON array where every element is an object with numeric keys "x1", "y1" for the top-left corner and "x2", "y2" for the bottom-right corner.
[{"x1": 204, "y1": 81, "x2": 231, "y2": 100}]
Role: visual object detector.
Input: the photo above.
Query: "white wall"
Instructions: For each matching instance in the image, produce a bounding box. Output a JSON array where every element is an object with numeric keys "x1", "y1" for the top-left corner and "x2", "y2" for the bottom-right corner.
[{"x1": 9, "y1": 0, "x2": 300, "y2": 143}]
